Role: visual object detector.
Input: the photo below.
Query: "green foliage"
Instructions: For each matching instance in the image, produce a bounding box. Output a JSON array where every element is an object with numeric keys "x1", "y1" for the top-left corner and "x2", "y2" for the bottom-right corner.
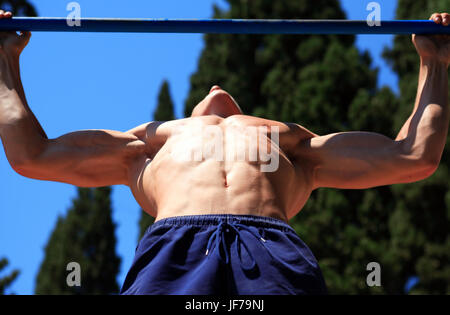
[
  {"x1": 138, "y1": 212, "x2": 155, "y2": 241},
  {"x1": 184, "y1": 0, "x2": 449, "y2": 294},
  {"x1": 138, "y1": 80, "x2": 175, "y2": 240},
  {"x1": 154, "y1": 80, "x2": 176, "y2": 121},
  {"x1": 380, "y1": 0, "x2": 450, "y2": 294},
  {"x1": 35, "y1": 187, "x2": 121, "y2": 295},
  {"x1": 185, "y1": 0, "x2": 357, "y2": 125},
  {"x1": 0, "y1": 257, "x2": 20, "y2": 295}
]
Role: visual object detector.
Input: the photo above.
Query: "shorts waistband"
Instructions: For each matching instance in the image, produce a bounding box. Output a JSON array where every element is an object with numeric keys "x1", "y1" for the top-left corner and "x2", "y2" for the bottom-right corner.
[{"x1": 151, "y1": 214, "x2": 295, "y2": 233}]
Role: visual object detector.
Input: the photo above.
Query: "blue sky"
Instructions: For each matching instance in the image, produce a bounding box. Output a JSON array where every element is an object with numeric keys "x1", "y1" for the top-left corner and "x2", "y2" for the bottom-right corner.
[{"x1": 0, "y1": 0, "x2": 399, "y2": 294}]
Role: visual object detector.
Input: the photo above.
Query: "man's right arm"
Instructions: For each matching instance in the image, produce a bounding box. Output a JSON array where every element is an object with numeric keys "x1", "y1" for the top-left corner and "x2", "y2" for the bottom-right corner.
[
  {"x1": 1, "y1": 72, "x2": 150, "y2": 188},
  {"x1": 0, "y1": 61, "x2": 150, "y2": 188},
  {"x1": 0, "y1": 71, "x2": 149, "y2": 188},
  {"x1": 0, "y1": 12, "x2": 150, "y2": 187}
]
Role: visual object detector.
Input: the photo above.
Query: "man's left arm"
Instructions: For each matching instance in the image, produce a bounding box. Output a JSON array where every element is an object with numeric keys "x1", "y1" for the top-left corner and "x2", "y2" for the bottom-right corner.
[{"x1": 296, "y1": 13, "x2": 449, "y2": 190}]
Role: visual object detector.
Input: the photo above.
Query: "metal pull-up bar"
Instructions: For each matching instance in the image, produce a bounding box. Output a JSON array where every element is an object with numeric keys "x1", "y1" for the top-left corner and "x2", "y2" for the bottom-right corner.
[{"x1": 0, "y1": 17, "x2": 448, "y2": 34}]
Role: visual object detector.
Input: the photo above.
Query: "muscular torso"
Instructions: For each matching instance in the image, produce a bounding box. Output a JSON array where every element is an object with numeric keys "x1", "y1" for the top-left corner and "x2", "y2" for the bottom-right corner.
[{"x1": 128, "y1": 115, "x2": 316, "y2": 222}]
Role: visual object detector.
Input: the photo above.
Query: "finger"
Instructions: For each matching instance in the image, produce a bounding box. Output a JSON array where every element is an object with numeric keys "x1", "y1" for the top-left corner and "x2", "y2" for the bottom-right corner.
[
  {"x1": 0, "y1": 30, "x2": 16, "y2": 38},
  {"x1": 434, "y1": 34, "x2": 447, "y2": 43},
  {"x1": 19, "y1": 31, "x2": 31, "y2": 40},
  {"x1": 442, "y1": 13, "x2": 450, "y2": 26},
  {"x1": 430, "y1": 13, "x2": 442, "y2": 24},
  {"x1": 0, "y1": 10, "x2": 12, "y2": 19}
]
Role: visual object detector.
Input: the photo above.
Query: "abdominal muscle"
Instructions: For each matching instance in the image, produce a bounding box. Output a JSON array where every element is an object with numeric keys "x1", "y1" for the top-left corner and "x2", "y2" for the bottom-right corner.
[{"x1": 128, "y1": 117, "x2": 312, "y2": 223}]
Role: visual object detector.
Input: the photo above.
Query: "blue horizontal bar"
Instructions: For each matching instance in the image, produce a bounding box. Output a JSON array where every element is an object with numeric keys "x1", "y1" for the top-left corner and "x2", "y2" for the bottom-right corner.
[{"x1": 0, "y1": 17, "x2": 448, "y2": 34}]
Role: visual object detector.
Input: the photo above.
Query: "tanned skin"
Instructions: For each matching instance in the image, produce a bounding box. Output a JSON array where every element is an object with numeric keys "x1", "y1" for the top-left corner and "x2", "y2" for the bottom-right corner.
[{"x1": 0, "y1": 11, "x2": 449, "y2": 223}]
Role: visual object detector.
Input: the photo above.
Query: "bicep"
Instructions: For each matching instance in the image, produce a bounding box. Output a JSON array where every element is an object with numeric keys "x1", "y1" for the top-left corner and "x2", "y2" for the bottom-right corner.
[
  {"x1": 18, "y1": 129, "x2": 146, "y2": 187},
  {"x1": 299, "y1": 132, "x2": 427, "y2": 190}
]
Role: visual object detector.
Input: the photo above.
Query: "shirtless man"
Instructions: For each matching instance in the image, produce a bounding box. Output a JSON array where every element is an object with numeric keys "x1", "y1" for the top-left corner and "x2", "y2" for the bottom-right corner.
[{"x1": 0, "y1": 11, "x2": 449, "y2": 294}]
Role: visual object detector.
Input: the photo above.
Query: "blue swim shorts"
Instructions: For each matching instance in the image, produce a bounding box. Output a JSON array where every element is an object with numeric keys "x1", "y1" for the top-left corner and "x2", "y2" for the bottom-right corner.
[{"x1": 120, "y1": 214, "x2": 328, "y2": 295}]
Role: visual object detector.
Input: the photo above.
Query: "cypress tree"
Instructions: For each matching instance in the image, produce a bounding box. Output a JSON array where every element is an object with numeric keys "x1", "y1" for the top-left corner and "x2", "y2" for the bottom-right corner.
[
  {"x1": 0, "y1": 257, "x2": 19, "y2": 295},
  {"x1": 154, "y1": 80, "x2": 175, "y2": 122},
  {"x1": 35, "y1": 187, "x2": 121, "y2": 294}
]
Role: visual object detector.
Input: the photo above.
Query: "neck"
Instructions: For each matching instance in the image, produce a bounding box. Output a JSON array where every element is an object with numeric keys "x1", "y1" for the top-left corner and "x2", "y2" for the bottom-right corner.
[{"x1": 192, "y1": 105, "x2": 242, "y2": 118}]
